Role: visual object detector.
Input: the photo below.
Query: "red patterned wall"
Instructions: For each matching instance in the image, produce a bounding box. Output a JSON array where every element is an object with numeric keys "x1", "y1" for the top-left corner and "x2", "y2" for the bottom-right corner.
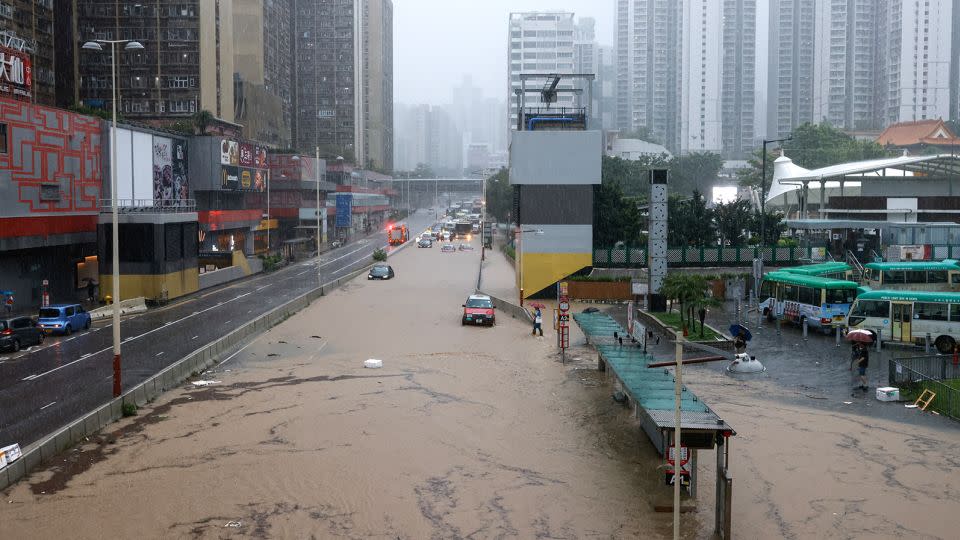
[{"x1": 0, "y1": 97, "x2": 102, "y2": 217}]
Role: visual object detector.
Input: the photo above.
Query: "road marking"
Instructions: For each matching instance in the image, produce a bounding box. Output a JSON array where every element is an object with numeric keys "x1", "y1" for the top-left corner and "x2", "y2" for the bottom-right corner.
[
  {"x1": 295, "y1": 270, "x2": 310, "y2": 276},
  {"x1": 216, "y1": 340, "x2": 256, "y2": 367},
  {"x1": 80, "y1": 353, "x2": 92, "y2": 359},
  {"x1": 22, "y1": 374, "x2": 36, "y2": 381},
  {"x1": 40, "y1": 401, "x2": 56, "y2": 410},
  {"x1": 255, "y1": 285, "x2": 270, "y2": 292},
  {"x1": 156, "y1": 351, "x2": 165, "y2": 357},
  {"x1": 223, "y1": 320, "x2": 231, "y2": 325},
  {"x1": 63, "y1": 337, "x2": 75, "y2": 342},
  {"x1": 191, "y1": 335, "x2": 198, "y2": 340}
]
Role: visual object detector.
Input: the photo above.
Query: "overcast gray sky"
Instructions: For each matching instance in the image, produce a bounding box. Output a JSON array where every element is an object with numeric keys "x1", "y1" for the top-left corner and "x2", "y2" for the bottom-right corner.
[{"x1": 394, "y1": 0, "x2": 613, "y2": 105}]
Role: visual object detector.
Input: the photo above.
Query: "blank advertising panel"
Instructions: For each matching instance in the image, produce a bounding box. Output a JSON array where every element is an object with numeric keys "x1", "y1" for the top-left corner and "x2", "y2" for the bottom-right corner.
[
  {"x1": 114, "y1": 127, "x2": 134, "y2": 202},
  {"x1": 132, "y1": 131, "x2": 153, "y2": 202}
]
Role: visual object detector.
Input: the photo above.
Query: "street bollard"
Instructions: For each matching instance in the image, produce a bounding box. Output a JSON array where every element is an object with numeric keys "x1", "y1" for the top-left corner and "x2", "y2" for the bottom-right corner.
[
  {"x1": 802, "y1": 318, "x2": 808, "y2": 340},
  {"x1": 735, "y1": 299, "x2": 741, "y2": 325},
  {"x1": 875, "y1": 329, "x2": 882, "y2": 352},
  {"x1": 925, "y1": 333, "x2": 931, "y2": 354},
  {"x1": 835, "y1": 326, "x2": 841, "y2": 347},
  {"x1": 776, "y1": 317, "x2": 781, "y2": 335}
]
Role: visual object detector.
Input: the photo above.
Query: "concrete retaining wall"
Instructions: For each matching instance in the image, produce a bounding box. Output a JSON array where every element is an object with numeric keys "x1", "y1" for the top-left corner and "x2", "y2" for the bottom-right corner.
[
  {"x1": 199, "y1": 266, "x2": 245, "y2": 290},
  {"x1": 0, "y1": 239, "x2": 412, "y2": 491},
  {"x1": 89, "y1": 297, "x2": 147, "y2": 321}
]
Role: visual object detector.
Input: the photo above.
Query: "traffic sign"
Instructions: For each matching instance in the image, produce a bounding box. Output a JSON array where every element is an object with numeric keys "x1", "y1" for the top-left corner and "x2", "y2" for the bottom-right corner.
[
  {"x1": 665, "y1": 469, "x2": 691, "y2": 487},
  {"x1": 558, "y1": 313, "x2": 570, "y2": 322},
  {"x1": 559, "y1": 281, "x2": 568, "y2": 297},
  {"x1": 559, "y1": 296, "x2": 570, "y2": 312},
  {"x1": 667, "y1": 445, "x2": 689, "y2": 466}
]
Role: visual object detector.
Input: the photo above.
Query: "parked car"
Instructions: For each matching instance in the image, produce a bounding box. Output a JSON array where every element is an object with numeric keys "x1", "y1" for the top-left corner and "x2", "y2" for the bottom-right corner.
[
  {"x1": 441, "y1": 244, "x2": 456, "y2": 253},
  {"x1": 0, "y1": 316, "x2": 44, "y2": 352},
  {"x1": 418, "y1": 238, "x2": 433, "y2": 248},
  {"x1": 462, "y1": 294, "x2": 496, "y2": 326},
  {"x1": 368, "y1": 264, "x2": 395, "y2": 280},
  {"x1": 37, "y1": 303, "x2": 91, "y2": 335}
]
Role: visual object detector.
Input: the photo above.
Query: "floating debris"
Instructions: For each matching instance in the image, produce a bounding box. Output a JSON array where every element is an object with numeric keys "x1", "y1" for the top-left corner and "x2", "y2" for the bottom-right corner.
[
  {"x1": 192, "y1": 380, "x2": 221, "y2": 387},
  {"x1": 364, "y1": 359, "x2": 383, "y2": 369}
]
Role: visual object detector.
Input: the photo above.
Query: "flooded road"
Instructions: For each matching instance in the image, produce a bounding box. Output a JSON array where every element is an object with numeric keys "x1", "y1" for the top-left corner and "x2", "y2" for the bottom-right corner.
[{"x1": 0, "y1": 238, "x2": 700, "y2": 538}]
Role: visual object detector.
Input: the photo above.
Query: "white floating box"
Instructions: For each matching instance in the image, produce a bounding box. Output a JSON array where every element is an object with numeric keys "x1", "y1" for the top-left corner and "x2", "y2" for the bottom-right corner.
[
  {"x1": 0, "y1": 443, "x2": 21, "y2": 470},
  {"x1": 364, "y1": 359, "x2": 383, "y2": 369},
  {"x1": 876, "y1": 387, "x2": 900, "y2": 402}
]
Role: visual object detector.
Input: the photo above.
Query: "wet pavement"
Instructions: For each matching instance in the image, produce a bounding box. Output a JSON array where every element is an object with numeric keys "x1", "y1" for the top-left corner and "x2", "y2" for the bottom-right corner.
[{"x1": 0, "y1": 212, "x2": 434, "y2": 449}]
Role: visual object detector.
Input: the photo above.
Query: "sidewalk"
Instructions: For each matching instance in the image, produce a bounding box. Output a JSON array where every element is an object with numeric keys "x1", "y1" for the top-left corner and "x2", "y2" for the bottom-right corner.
[{"x1": 479, "y1": 246, "x2": 518, "y2": 302}]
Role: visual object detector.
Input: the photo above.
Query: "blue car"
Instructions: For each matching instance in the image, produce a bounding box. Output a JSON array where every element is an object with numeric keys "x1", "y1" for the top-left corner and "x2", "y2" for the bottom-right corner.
[{"x1": 37, "y1": 304, "x2": 91, "y2": 335}]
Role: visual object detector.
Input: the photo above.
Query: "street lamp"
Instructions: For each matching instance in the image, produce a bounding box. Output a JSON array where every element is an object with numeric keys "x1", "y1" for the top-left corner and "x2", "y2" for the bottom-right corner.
[
  {"x1": 760, "y1": 135, "x2": 792, "y2": 245},
  {"x1": 82, "y1": 39, "x2": 144, "y2": 398},
  {"x1": 517, "y1": 228, "x2": 544, "y2": 306}
]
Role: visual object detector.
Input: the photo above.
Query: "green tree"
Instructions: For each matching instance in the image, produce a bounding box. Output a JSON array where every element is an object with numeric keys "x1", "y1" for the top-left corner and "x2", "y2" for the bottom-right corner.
[
  {"x1": 669, "y1": 151, "x2": 724, "y2": 195},
  {"x1": 484, "y1": 168, "x2": 512, "y2": 223},
  {"x1": 713, "y1": 199, "x2": 753, "y2": 247},
  {"x1": 194, "y1": 110, "x2": 214, "y2": 135},
  {"x1": 667, "y1": 191, "x2": 714, "y2": 247},
  {"x1": 594, "y1": 181, "x2": 645, "y2": 247},
  {"x1": 661, "y1": 273, "x2": 711, "y2": 334},
  {"x1": 749, "y1": 211, "x2": 787, "y2": 245},
  {"x1": 782, "y1": 123, "x2": 889, "y2": 169},
  {"x1": 412, "y1": 163, "x2": 436, "y2": 179}
]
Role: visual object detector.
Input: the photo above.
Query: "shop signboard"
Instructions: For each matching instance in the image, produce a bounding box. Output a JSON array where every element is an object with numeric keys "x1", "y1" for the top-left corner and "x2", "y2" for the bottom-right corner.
[
  {"x1": 335, "y1": 193, "x2": 353, "y2": 228},
  {"x1": 0, "y1": 46, "x2": 31, "y2": 101},
  {"x1": 220, "y1": 139, "x2": 266, "y2": 192},
  {"x1": 220, "y1": 165, "x2": 239, "y2": 190}
]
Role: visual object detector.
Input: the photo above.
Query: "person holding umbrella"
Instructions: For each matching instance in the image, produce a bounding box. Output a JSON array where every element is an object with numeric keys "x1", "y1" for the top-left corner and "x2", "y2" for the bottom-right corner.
[
  {"x1": 846, "y1": 329, "x2": 874, "y2": 392},
  {"x1": 729, "y1": 324, "x2": 751, "y2": 354}
]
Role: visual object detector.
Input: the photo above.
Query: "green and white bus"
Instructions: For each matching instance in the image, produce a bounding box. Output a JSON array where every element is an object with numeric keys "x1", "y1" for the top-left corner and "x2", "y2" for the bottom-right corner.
[
  {"x1": 780, "y1": 262, "x2": 855, "y2": 281},
  {"x1": 758, "y1": 272, "x2": 862, "y2": 331},
  {"x1": 847, "y1": 290, "x2": 960, "y2": 353},
  {"x1": 861, "y1": 260, "x2": 960, "y2": 292}
]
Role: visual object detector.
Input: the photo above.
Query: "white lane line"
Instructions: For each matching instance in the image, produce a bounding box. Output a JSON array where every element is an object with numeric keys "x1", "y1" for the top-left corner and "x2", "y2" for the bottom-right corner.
[
  {"x1": 191, "y1": 335, "x2": 198, "y2": 340},
  {"x1": 23, "y1": 290, "x2": 256, "y2": 382},
  {"x1": 40, "y1": 401, "x2": 56, "y2": 410},
  {"x1": 22, "y1": 374, "x2": 36, "y2": 381},
  {"x1": 295, "y1": 270, "x2": 309, "y2": 276},
  {"x1": 255, "y1": 285, "x2": 269, "y2": 292},
  {"x1": 223, "y1": 320, "x2": 231, "y2": 325},
  {"x1": 156, "y1": 351, "x2": 165, "y2": 357},
  {"x1": 216, "y1": 340, "x2": 256, "y2": 367},
  {"x1": 63, "y1": 337, "x2": 76, "y2": 342},
  {"x1": 80, "y1": 353, "x2": 92, "y2": 359}
]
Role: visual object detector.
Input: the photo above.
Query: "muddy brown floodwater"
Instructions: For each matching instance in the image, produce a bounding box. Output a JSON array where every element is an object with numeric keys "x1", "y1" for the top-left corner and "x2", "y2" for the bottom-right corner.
[
  {"x1": 0, "y1": 239, "x2": 703, "y2": 539},
  {"x1": 5, "y1": 233, "x2": 959, "y2": 539}
]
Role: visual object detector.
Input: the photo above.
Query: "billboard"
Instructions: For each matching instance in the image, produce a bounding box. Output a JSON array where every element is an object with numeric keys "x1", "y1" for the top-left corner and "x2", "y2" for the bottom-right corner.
[
  {"x1": 172, "y1": 139, "x2": 188, "y2": 200},
  {"x1": 335, "y1": 193, "x2": 353, "y2": 228},
  {"x1": 220, "y1": 139, "x2": 266, "y2": 192},
  {"x1": 112, "y1": 128, "x2": 189, "y2": 204}
]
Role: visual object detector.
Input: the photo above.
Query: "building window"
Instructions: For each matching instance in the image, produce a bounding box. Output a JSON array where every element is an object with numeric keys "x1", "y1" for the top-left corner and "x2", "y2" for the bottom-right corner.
[{"x1": 0, "y1": 123, "x2": 6, "y2": 154}]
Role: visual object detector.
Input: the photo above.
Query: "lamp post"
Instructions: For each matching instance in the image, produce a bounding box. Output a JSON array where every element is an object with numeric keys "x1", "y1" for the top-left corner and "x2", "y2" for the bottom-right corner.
[
  {"x1": 82, "y1": 39, "x2": 144, "y2": 398},
  {"x1": 760, "y1": 135, "x2": 792, "y2": 245},
  {"x1": 517, "y1": 228, "x2": 544, "y2": 306}
]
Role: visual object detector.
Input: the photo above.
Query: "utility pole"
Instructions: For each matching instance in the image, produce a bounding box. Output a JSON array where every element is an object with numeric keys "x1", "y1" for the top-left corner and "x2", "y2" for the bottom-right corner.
[{"x1": 759, "y1": 136, "x2": 792, "y2": 244}]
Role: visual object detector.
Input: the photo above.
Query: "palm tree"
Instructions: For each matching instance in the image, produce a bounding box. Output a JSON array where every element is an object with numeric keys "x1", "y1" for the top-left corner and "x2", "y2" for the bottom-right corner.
[
  {"x1": 194, "y1": 109, "x2": 214, "y2": 135},
  {"x1": 662, "y1": 273, "x2": 711, "y2": 335}
]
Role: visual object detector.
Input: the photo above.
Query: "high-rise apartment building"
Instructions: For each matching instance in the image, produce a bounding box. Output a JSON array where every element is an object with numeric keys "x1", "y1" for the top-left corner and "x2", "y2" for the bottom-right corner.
[
  {"x1": 74, "y1": 1, "x2": 235, "y2": 124},
  {"x1": 507, "y1": 12, "x2": 577, "y2": 132},
  {"x1": 614, "y1": 0, "x2": 682, "y2": 151},
  {"x1": 0, "y1": 0, "x2": 56, "y2": 105},
  {"x1": 596, "y1": 45, "x2": 617, "y2": 131},
  {"x1": 293, "y1": 0, "x2": 392, "y2": 170},
  {"x1": 767, "y1": 0, "x2": 816, "y2": 139},
  {"x1": 362, "y1": 0, "x2": 393, "y2": 172},
  {"x1": 293, "y1": 0, "x2": 359, "y2": 159},
  {"x1": 812, "y1": 0, "x2": 878, "y2": 130},
  {"x1": 878, "y1": 0, "x2": 955, "y2": 124},
  {"x1": 721, "y1": 0, "x2": 757, "y2": 158},
  {"x1": 233, "y1": 0, "x2": 293, "y2": 147},
  {"x1": 680, "y1": 0, "x2": 723, "y2": 153}
]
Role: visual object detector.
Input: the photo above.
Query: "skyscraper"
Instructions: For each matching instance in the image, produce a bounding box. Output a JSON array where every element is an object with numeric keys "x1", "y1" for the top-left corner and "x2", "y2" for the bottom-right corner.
[
  {"x1": 361, "y1": 0, "x2": 394, "y2": 172},
  {"x1": 614, "y1": 0, "x2": 682, "y2": 151},
  {"x1": 680, "y1": 0, "x2": 723, "y2": 153},
  {"x1": 74, "y1": 0, "x2": 235, "y2": 124},
  {"x1": 293, "y1": 0, "x2": 359, "y2": 159},
  {"x1": 877, "y1": 0, "x2": 955, "y2": 124},
  {"x1": 0, "y1": 0, "x2": 56, "y2": 105},
  {"x1": 233, "y1": 0, "x2": 293, "y2": 147},
  {"x1": 721, "y1": 0, "x2": 757, "y2": 158},
  {"x1": 767, "y1": 0, "x2": 816, "y2": 139},
  {"x1": 507, "y1": 12, "x2": 577, "y2": 132}
]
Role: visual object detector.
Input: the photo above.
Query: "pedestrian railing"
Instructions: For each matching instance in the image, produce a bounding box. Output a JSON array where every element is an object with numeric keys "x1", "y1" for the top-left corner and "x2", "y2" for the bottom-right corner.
[
  {"x1": 888, "y1": 356, "x2": 960, "y2": 420},
  {"x1": 593, "y1": 245, "x2": 831, "y2": 268}
]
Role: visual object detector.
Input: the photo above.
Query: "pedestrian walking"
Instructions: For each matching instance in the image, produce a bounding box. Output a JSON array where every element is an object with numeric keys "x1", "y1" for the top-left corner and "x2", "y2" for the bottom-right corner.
[
  {"x1": 87, "y1": 280, "x2": 97, "y2": 304},
  {"x1": 532, "y1": 307, "x2": 543, "y2": 336},
  {"x1": 850, "y1": 342, "x2": 869, "y2": 392},
  {"x1": 4, "y1": 293, "x2": 13, "y2": 316}
]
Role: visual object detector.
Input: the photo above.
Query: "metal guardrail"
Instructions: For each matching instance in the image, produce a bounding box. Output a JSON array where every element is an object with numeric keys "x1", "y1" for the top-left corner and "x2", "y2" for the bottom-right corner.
[
  {"x1": 592, "y1": 245, "x2": 831, "y2": 268},
  {"x1": 99, "y1": 199, "x2": 197, "y2": 213},
  {"x1": 888, "y1": 356, "x2": 960, "y2": 420}
]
